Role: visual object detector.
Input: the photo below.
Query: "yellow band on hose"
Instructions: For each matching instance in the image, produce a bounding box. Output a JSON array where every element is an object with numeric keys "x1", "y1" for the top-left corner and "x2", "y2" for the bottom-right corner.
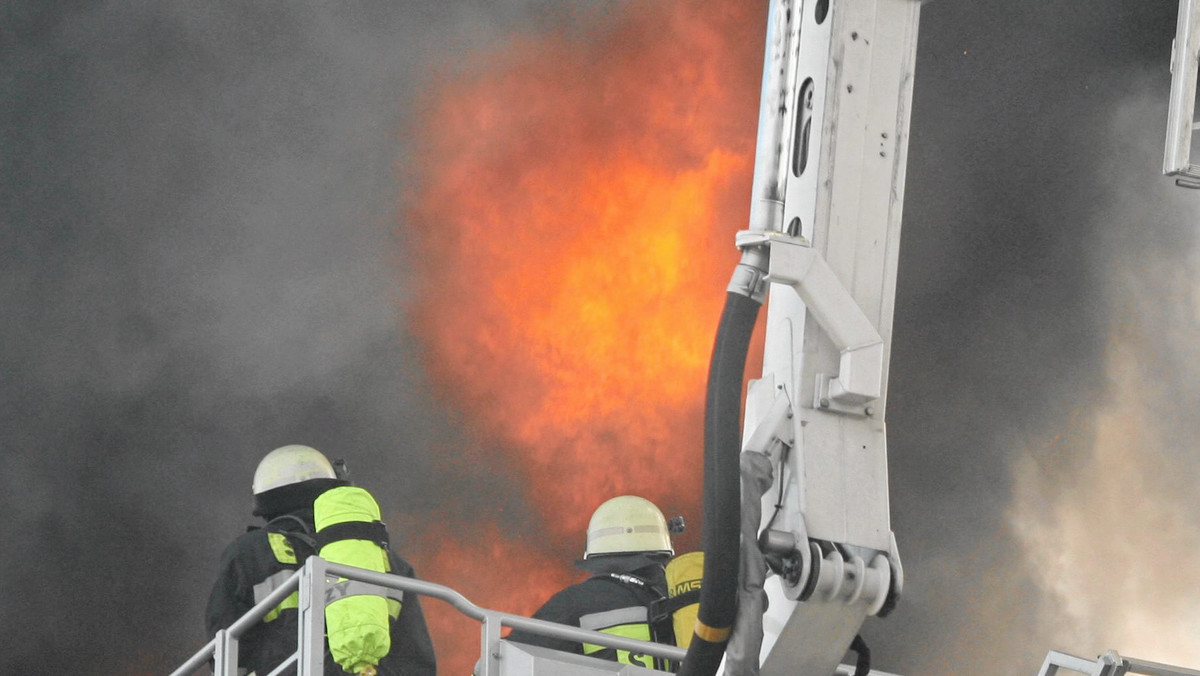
[{"x1": 693, "y1": 619, "x2": 731, "y2": 643}]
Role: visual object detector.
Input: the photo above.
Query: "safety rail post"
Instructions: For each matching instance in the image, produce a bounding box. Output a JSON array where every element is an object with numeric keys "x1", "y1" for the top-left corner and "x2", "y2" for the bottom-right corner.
[
  {"x1": 296, "y1": 556, "x2": 328, "y2": 676},
  {"x1": 214, "y1": 629, "x2": 237, "y2": 676},
  {"x1": 479, "y1": 609, "x2": 504, "y2": 676}
]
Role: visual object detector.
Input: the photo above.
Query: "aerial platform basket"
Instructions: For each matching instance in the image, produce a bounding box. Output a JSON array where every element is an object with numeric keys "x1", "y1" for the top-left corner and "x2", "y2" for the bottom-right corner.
[{"x1": 169, "y1": 556, "x2": 894, "y2": 676}]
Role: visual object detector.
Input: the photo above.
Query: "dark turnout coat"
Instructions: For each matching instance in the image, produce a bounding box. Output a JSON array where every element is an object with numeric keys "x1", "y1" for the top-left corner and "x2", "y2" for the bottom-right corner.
[
  {"x1": 205, "y1": 510, "x2": 437, "y2": 676},
  {"x1": 506, "y1": 563, "x2": 675, "y2": 671}
]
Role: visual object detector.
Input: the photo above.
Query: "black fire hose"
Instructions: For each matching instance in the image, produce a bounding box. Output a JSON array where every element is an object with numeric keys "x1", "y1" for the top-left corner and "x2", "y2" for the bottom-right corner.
[
  {"x1": 678, "y1": 290, "x2": 762, "y2": 676},
  {"x1": 850, "y1": 634, "x2": 871, "y2": 676}
]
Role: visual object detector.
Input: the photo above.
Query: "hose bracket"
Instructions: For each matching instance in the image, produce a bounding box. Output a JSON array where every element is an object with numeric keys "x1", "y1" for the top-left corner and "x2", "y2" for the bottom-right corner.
[{"x1": 736, "y1": 230, "x2": 885, "y2": 416}]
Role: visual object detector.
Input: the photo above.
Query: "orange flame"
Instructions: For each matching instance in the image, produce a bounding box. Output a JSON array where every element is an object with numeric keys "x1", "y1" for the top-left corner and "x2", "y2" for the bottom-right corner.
[
  {"x1": 412, "y1": 520, "x2": 581, "y2": 668},
  {"x1": 403, "y1": 1, "x2": 762, "y2": 672}
]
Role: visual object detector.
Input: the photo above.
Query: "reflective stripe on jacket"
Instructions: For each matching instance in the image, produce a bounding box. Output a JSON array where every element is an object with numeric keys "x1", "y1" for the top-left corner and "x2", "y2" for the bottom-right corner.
[
  {"x1": 579, "y1": 605, "x2": 659, "y2": 669},
  {"x1": 505, "y1": 564, "x2": 675, "y2": 671}
]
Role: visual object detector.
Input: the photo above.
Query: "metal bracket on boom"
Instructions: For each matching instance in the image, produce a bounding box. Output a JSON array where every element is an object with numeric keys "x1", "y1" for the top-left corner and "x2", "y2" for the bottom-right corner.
[
  {"x1": 742, "y1": 382, "x2": 796, "y2": 463},
  {"x1": 737, "y1": 230, "x2": 885, "y2": 416},
  {"x1": 742, "y1": 388, "x2": 816, "y2": 592},
  {"x1": 742, "y1": 378, "x2": 901, "y2": 619}
]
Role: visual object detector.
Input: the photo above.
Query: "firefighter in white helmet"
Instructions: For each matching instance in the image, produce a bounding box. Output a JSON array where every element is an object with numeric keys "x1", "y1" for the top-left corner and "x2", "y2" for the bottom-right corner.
[
  {"x1": 506, "y1": 495, "x2": 680, "y2": 670},
  {"x1": 205, "y1": 445, "x2": 436, "y2": 675}
]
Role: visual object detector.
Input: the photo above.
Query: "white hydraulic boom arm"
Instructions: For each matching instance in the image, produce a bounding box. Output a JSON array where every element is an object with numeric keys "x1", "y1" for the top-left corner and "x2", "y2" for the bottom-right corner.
[{"x1": 716, "y1": 0, "x2": 922, "y2": 674}]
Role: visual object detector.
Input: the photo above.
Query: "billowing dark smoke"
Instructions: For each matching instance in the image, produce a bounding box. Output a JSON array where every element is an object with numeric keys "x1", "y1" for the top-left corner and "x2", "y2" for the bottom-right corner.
[
  {"x1": 0, "y1": 2, "x2": 583, "y2": 673},
  {"x1": 1, "y1": 1, "x2": 1194, "y2": 675},
  {"x1": 878, "y1": 1, "x2": 1190, "y2": 673}
]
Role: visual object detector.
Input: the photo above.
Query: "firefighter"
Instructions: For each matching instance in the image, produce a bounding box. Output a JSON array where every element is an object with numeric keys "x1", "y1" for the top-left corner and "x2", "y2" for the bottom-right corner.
[
  {"x1": 205, "y1": 445, "x2": 437, "y2": 676},
  {"x1": 506, "y1": 495, "x2": 678, "y2": 670}
]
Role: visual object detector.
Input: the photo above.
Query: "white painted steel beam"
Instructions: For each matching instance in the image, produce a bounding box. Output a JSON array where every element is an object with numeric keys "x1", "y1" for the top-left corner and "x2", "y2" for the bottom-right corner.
[{"x1": 1164, "y1": 0, "x2": 1200, "y2": 185}]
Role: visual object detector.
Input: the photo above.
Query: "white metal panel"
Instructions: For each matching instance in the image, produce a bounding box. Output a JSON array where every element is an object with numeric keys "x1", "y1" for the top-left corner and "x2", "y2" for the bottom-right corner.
[
  {"x1": 762, "y1": 0, "x2": 920, "y2": 561},
  {"x1": 1164, "y1": 0, "x2": 1200, "y2": 182},
  {"x1": 749, "y1": 0, "x2": 922, "y2": 672}
]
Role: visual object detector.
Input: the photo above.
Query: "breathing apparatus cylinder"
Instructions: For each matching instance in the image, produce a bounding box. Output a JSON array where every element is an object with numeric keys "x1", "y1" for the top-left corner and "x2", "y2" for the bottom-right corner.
[
  {"x1": 314, "y1": 486, "x2": 392, "y2": 675},
  {"x1": 665, "y1": 551, "x2": 705, "y2": 649}
]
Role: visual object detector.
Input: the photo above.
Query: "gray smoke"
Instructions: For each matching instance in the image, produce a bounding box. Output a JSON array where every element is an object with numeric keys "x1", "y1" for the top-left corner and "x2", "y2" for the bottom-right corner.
[
  {"x1": 1005, "y1": 89, "x2": 1200, "y2": 665},
  {"x1": 0, "y1": 0, "x2": 1192, "y2": 674},
  {"x1": 874, "y1": 1, "x2": 1190, "y2": 674},
  {"x1": 0, "y1": 2, "x2": 585, "y2": 673}
]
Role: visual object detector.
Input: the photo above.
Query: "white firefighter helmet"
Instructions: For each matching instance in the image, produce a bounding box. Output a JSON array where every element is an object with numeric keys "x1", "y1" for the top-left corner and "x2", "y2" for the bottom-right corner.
[
  {"x1": 252, "y1": 444, "x2": 338, "y2": 495},
  {"x1": 584, "y1": 495, "x2": 674, "y2": 559}
]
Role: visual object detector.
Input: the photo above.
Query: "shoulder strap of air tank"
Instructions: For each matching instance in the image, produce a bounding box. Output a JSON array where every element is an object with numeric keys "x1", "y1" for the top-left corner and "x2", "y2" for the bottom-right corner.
[
  {"x1": 649, "y1": 588, "x2": 700, "y2": 623},
  {"x1": 594, "y1": 573, "x2": 679, "y2": 662},
  {"x1": 264, "y1": 514, "x2": 318, "y2": 560},
  {"x1": 595, "y1": 573, "x2": 669, "y2": 606}
]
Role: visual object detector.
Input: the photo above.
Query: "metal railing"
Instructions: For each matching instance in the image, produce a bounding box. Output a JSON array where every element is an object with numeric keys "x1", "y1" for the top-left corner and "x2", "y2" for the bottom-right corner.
[
  {"x1": 171, "y1": 556, "x2": 687, "y2": 676},
  {"x1": 832, "y1": 666, "x2": 902, "y2": 676},
  {"x1": 1038, "y1": 650, "x2": 1200, "y2": 676}
]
